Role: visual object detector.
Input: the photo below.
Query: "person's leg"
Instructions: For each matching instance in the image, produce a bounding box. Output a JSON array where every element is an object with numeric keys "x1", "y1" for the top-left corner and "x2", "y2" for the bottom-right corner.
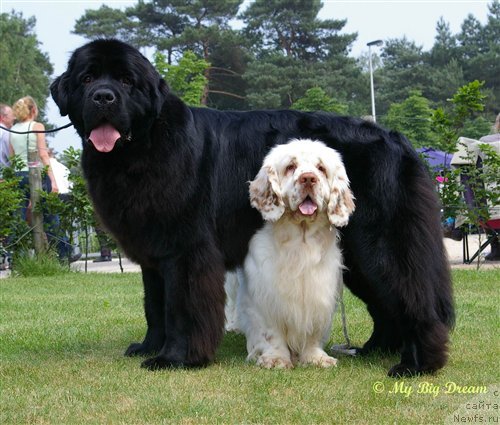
[{"x1": 485, "y1": 235, "x2": 500, "y2": 261}]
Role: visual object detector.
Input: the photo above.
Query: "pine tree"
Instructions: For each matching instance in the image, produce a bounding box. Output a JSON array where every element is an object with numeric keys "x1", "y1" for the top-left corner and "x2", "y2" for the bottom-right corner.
[{"x1": 430, "y1": 17, "x2": 458, "y2": 66}]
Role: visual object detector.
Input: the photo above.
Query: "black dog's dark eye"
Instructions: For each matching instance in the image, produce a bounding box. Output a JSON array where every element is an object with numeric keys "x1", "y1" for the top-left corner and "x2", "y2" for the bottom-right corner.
[
  {"x1": 82, "y1": 75, "x2": 93, "y2": 84},
  {"x1": 121, "y1": 77, "x2": 133, "y2": 87}
]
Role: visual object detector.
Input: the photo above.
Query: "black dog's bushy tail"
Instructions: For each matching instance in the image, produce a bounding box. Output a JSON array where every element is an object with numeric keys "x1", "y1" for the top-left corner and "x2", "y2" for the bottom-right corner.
[{"x1": 387, "y1": 139, "x2": 455, "y2": 374}]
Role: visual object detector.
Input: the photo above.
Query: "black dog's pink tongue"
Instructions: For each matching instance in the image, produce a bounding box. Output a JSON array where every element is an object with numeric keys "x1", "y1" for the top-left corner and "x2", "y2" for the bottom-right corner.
[
  {"x1": 299, "y1": 198, "x2": 318, "y2": 216},
  {"x1": 89, "y1": 124, "x2": 121, "y2": 152}
]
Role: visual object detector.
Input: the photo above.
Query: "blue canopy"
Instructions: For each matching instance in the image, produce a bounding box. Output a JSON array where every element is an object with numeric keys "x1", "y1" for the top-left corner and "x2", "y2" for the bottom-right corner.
[{"x1": 417, "y1": 148, "x2": 452, "y2": 172}]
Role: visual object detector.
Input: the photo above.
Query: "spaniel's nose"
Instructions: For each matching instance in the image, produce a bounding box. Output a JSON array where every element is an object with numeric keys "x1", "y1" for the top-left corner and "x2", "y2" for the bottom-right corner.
[{"x1": 299, "y1": 172, "x2": 317, "y2": 185}]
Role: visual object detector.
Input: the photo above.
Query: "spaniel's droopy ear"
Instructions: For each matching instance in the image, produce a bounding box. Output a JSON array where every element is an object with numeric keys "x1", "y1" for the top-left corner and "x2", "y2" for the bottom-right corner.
[
  {"x1": 249, "y1": 165, "x2": 285, "y2": 222},
  {"x1": 327, "y1": 173, "x2": 355, "y2": 227}
]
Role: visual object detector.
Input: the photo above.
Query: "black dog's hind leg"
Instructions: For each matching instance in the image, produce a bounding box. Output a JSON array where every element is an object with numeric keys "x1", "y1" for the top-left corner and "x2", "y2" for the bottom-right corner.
[
  {"x1": 388, "y1": 319, "x2": 450, "y2": 377},
  {"x1": 125, "y1": 266, "x2": 166, "y2": 356},
  {"x1": 360, "y1": 304, "x2": 402, "y2": 355},
  {"x1": 141, "y1": 242, "x2": 226, "y2": 370},
  {"x1": 342, "y1": 266, "x2": 402, "y2": 355}
]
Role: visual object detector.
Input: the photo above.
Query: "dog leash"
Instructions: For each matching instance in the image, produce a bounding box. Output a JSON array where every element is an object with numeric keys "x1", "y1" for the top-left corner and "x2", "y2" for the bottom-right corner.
[
  {"x1": 0, "y1": 122, "x2": 73, "y2": 134},
  {"x1": 331, "y1": 284, "x2": 357, "y2": 356}
]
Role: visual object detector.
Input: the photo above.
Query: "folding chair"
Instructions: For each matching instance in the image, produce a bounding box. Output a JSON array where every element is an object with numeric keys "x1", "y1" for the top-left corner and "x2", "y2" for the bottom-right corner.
[
  {"x1": 450, "y1": 137, "x2": 500, "y2": 264},
  {"x1": 463, "y1": 218, "x2": 500, "y2": 264}
]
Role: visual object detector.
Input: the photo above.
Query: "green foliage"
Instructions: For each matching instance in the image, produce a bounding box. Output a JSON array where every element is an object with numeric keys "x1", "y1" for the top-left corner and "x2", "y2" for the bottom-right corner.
[
  {"x1": 0, "y1": 12, "x2": 53, "y2": 122},
  {"x1": 240, "y1": 0, "x2": 360, "y2": 110},
  {"x1": 426, "y1": 59, "x2": 466, "y2": 103},
  {"x1": 449, "y1": 80, "x2": 487, "y2": 125},
  {"x1": 478, "y1": 143, "x2": 500, "y2": 211},
  {"x1": 72, "y1": 5, "x2": 133, "y2": 42},
  {"x1": 240, "y1": 0, "x2": 356, "y2": 60},
  {"x1": 71, "y1": 0, "x2": 362, "y2": 110},
  {"x1": 377, "y1": 37, "x2": 433, "y2": 114},
  {"x1": 243, "y1": 54, "x2": 294, "y2": 108},
  {"x1": 0, "y1": 178, "x2": 21, "y2": 237},
  {"x1": 457, "y1": 3, "x2": 500, "y2": 110},
  {"x1": 0, "y1": 145, "x2": 119, "y2": 269},
  {"x1": 11, "y1": 251, "x2": 73, "y2": 277},
  {"x1": 377, "y1": 2, "x2": 499, "y2": 117},
  {"x1": 430, "y1": 81, "x2": 499, "y2": 235},
  {"x1": 69, "y1": 0, "x2": 498, "y2": 116},
  {"x1": 0, "y1": 156, "x2": 30, "y2": 251},
  {"x1": 292, "y1": 87, "x2": 348, "y2": 114},
  {"x1": 383, "y1": 90, "x2": 435, "y2": 148},
  {"x1": 430, "y1": 18, "x2": 459, "y2": 67},
  {"x1": 431, "y1": 81, "x2": 487, "y2": 152},
  {"x1": 444, "y1": 141, "x2": 500, "y2": 234},
  {"x1": 439, "y1": 168, "x2": 463, "y2": 220},
  {"x1": 44, "y1": 147, "x2": 98, "y2": 257},
  {"x1": 461, "y1": 116, "x2": 493, "y2": 140},
  {"x1": 244, "y1": 53, "x2": 364, "y2": 110},
  {"x1": 170, "y1": 0, "x2": 242, "y2": 53},
  {"x1": 0, "y1": 174, "x2": 25, "y2": 242},
  {"x1": 59, "y1": 147, "x2": 96, "y2": 233},
  {"x1": 203, "y1": 30, "x2": 250, "y2": 110},
  {"x1": 73, "y1": 1, "x2": 244, "y2": 106},
  {"x1": 155, "y1": 50, "x2": 210, "y2": 106}
]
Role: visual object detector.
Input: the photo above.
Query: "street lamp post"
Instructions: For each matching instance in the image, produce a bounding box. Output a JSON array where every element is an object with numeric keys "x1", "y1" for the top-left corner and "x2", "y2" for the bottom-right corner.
[{"x1": 367, "y1": 39, "x2": 383, "y2": 122}]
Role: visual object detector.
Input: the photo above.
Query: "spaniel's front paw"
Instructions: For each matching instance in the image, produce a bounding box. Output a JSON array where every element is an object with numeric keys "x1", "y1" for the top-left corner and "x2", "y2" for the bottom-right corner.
[
  {"x1": 256, "y1": 354, "x2": 293, "y2": 369},
  {"x1": 300, "y1": 349, "x2": 338, "y2": 368}
]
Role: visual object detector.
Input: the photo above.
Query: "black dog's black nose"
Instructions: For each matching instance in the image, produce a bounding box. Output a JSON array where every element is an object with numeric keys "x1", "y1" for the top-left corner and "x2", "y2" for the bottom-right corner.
[{"x1": 93, "y1": 89, "x2": 116, "y2": 107}]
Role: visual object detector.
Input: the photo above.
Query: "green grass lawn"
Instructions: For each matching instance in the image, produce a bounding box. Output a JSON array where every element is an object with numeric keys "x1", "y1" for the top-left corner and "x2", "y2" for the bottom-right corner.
[{"x1": 1, "y1": 269, "x2": 499, "y2": 424}]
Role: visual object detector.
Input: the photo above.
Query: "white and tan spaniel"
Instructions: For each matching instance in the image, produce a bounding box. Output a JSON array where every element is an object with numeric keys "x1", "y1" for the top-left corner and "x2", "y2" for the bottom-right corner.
[{"x1": 236, "y1": 138, "x2": 355, "y2": 369}]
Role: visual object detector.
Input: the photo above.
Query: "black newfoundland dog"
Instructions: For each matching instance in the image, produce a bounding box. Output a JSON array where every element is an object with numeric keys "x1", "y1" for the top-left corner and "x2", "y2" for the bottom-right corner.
[{"x1": 51, "y1": 39, "x2": 454, "y2": 377}]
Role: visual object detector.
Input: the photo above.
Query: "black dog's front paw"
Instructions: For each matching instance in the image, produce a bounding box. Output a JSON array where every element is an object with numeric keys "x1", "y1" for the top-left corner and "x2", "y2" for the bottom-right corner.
[
  {"x1": 125, "y1": 342, "x2": 157, "y2": 357},
  {"x1": 141, "y1": 355, "x2": 183, "y2": 370}
]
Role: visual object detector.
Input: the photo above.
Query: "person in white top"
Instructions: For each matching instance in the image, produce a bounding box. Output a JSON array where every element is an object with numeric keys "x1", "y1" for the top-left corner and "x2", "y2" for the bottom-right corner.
[
  {"x1": 48, "y1": 148, "x2": 72, "y2": 195},
  {"x1": 0, "y1": 104, "x2": 15, "y2": 168}
]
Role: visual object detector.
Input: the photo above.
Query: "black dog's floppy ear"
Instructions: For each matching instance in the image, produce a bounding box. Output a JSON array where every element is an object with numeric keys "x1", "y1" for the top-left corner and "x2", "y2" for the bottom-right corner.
[
  {"x1": 50, "y1": 73, "x2": 69, "y2": 116},
  {"x1": 153, "y1": 78, "x2": 169, "y2": 117}
]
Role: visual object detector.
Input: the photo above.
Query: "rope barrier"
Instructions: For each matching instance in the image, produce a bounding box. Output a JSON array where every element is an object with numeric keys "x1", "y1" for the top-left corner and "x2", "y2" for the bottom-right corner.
[{"x1": 0, "y1": 123, "x2": 73, "y2": 134}]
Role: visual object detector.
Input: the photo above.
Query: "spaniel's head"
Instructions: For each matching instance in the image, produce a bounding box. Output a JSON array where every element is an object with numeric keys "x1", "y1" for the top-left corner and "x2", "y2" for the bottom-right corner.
[{"x1": 249, "y1": 139, "x2": 355, "y2": 227}]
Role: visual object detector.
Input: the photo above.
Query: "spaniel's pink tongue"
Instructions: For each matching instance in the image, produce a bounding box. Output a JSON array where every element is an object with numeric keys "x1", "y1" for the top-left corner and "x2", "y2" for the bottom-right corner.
[
  {"x1": 89, "y1": 124, "x2": 121, "y2": 152},
  {"x1": 299, "y1": 198, "x2": 317, "y2": 216}
]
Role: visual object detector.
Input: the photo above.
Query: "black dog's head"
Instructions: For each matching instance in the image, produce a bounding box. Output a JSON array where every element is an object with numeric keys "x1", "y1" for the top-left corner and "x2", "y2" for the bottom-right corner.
[{"x1": 51, "y1": 39, "x2": 168, "y2": 152}]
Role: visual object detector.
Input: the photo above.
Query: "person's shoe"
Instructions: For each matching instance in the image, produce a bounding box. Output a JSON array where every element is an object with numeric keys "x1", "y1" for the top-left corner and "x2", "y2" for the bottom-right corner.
[
  {"x1": 1, "y1": 253, "x2": 12, "y2": 270},
  {"x1": 69, "y1": 252, "x2": 82, "y2": 263},
  {"x1": 485, "y1": 252, "x2": 500, "y2": 261},
  {"x1": 450, "y1": 228, "x2": 464, "y2": 241},
  {"x1": 444, "y1": 228, "x2": 463, "y2": 241},
  {"x1": 485, "y1": 238, "x2": 500, "y2": 261},
  {"x1": 93, "y1": 255, "x2": 112, "y2": 263}
]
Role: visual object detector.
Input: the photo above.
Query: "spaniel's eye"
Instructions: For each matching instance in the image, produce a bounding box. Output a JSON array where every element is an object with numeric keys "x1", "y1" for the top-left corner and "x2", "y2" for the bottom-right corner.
[
  {"x1": 317, "y1": 164, "x2": 327, "y2": 176},
  {"x1": 285, "y1": 164, "x2": 296, "y2": 174},
  {"x1": 82, "y1": 75, "x2": 93, "y2": 84},
  {"x1": 121, "y1": 77, "x2": 133, "y2": 87}
]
